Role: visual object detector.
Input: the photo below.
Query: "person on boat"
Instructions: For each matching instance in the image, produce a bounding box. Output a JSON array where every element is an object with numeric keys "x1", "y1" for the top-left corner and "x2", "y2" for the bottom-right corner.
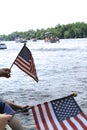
[{"x1": 0, "y1": 68, "x2": 26, "y2": 130}]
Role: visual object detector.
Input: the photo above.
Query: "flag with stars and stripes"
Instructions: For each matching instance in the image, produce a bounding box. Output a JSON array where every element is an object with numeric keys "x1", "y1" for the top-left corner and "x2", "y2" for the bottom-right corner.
[
  {"x1": 14, "y1": 44, "x2": 38, "y2": 82},
  {"x1": 31, "y1": 94, "x2": 87, "y2": 130}
]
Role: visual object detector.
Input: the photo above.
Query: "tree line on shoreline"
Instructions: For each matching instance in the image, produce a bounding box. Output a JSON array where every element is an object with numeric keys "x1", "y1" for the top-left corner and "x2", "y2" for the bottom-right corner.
[{"x1": 0, "y1": 22, "x2": 87, "y2": 41}]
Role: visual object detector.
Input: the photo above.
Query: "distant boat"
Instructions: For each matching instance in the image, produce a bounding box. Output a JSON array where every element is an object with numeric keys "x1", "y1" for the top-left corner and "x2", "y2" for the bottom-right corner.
[
  {"x1": 0, "y1": 43, "x2": 7, "y2": 49},
  {"x1": 32, "y1": 38, "x2": 37, "y2": 42},
  {"x1": 15, "y1": 37, "x2": 27, "y2": 43},
  {"x1": 44, "y1": 32, "x2": 60, "y2": 43}
]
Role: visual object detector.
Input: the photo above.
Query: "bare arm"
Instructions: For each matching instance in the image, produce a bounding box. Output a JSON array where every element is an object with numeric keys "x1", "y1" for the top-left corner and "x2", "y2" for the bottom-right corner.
[
  {"x1": 4, "y1": 100, "x2": 29, "y2": 111},
  {"x1": 4, "y1": 100, "x2": 23, "y2": 110}
]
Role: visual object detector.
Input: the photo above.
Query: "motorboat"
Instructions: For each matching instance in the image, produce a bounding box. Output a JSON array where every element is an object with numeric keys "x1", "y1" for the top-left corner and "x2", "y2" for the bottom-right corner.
[
  {"x1": 44, "y1": 32, "x2": 60, "y2": 43},
  {"x1": 15, "y1": 37, "x2": 27, "y2": 43},
  {"x1": 0, "y1": 43, "x2": 7, "y2": 49}
]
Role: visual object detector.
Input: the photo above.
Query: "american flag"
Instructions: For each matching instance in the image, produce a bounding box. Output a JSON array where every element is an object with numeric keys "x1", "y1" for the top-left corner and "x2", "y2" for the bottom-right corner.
[
  {"x1": 14, "y1": 45, "x2": 38, "y2": 82},
  {"x1": 31, "y1": 94, "x2": 87, "y2": 130}
]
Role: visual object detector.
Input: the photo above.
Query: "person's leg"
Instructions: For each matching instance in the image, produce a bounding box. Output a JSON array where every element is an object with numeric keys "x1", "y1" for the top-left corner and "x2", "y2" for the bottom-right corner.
[
  {"x1": 0, "y1": 114, "x2": 12, "y2": 130},
  {"x1": 8, "y1": 115, "x2": 24, "y2": 130},
  {"x1": 0, "y1": 99, "x2": 5, "y2": 113},
  {"x1": 4, "y1": 102, "x2": 24, "y2": 130}
]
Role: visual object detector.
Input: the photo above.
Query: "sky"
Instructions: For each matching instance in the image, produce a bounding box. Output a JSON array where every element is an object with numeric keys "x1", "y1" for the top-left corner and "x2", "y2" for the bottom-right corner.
[{"x1": 0, "y1": 0, "x2": 87, "y2": 35}]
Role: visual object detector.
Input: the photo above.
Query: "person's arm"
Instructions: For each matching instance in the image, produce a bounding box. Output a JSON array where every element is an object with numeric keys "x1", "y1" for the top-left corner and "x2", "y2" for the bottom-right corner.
[
  {"x1": 0, "y1": 68, "x2": 11, "y2": 78},
  {"x1": 4, "y1": 100, "x2": 29, "y2": 111}
]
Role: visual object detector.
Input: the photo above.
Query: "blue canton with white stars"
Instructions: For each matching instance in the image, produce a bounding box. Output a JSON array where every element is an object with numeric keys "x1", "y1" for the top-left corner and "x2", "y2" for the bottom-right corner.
[
  {"x1": 19, "y1": 46, "x2": 31, "y2": 62},
  {"x1": 51, "y1": 96, "x2": 82, "y2": 121}
]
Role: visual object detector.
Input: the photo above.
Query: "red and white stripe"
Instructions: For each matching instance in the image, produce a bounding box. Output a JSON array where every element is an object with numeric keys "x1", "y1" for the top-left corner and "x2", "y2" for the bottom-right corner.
[{"x1": 14, "y1": 56, "x2": 38, "y2": 82}]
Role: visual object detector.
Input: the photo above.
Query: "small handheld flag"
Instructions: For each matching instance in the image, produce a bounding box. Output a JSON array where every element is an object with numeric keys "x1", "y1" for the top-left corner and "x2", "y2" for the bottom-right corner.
[
  {"x1": 31, "y1": 94, "x2": 87, "y2": 130},
  {"x1": 10, "y1": 44, "x2": 38, "y2": 82}
]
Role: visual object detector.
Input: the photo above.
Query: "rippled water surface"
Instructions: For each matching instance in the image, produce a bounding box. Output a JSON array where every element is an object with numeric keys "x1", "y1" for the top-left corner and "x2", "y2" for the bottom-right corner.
[{"x1": 0, "y1": 38, "x2": 87, "y2": 129}]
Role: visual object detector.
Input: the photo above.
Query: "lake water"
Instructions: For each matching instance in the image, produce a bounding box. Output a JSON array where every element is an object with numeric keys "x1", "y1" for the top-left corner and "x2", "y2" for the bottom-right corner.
[{"x1": 0, "y1": 38, "x2": 87, "y2": 129}]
